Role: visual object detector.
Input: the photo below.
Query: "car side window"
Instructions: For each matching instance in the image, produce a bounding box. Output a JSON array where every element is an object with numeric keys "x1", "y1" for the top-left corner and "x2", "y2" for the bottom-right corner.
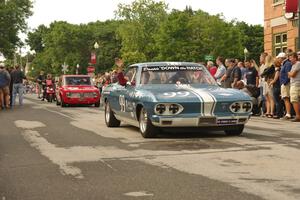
[{"x1": 125, "y1": 67, "x2": 137, "y2": 84}]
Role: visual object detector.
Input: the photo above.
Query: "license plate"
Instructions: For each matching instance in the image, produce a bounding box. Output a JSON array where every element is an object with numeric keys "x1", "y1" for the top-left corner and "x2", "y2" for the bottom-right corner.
[{"x1": 217, "y1": 119, "x2": 237, "y2": 125}]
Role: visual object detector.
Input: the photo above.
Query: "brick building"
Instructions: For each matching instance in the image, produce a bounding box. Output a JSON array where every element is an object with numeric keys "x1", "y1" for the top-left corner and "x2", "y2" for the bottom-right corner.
[{"x1": 264, "y1": 0, "x2": 298, "y2": 56}]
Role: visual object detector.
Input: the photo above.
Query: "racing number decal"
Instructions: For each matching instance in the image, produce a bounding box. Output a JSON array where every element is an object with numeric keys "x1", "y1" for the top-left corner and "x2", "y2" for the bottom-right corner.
[{"x1": 119, "y1": 95, "x2": 126, "y2": 112}]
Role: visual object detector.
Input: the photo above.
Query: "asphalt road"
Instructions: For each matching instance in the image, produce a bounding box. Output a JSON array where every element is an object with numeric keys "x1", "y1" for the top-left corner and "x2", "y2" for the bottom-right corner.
[{"x1": 1, "y1": 94, "x2": 300, "y2": 200}]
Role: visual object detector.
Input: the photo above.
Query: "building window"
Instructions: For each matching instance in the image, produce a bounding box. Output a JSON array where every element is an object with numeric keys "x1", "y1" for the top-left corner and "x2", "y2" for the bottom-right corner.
[{"x1": 274, "y1": 33, "x2": 287, "y2": 55}]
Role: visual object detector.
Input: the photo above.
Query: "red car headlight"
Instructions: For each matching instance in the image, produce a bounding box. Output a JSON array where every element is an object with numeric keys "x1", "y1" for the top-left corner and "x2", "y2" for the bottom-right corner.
[{"x1": 93, "y1": 92, "x2": 98, "y2": 98}]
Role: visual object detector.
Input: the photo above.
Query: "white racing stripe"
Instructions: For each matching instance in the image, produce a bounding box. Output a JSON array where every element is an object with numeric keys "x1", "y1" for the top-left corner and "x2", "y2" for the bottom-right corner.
[
  {"x1": 178, "y1": 85, "x2": 216, "y2": 116},
  {"x1": 192, "y1": 88, "x2": 216, "y2": 116},
  {"x1": 177, "y1": 85, "x2": 204, "y2": 116}
]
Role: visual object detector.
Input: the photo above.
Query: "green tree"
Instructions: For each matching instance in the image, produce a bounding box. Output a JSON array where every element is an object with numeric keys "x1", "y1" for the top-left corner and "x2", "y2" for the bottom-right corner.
[
  {"x1": 154, "y1": 9, "x2": 195, "y2": 61},
  {"x1": 87, "y1": 20, "x2": 122, "y2": 72},
  {"x1": 26, "y1": 25, "x2": 49, "y2": 53},
  {"x1": 116, "y1": 0, "x2": 167, "y2": 63},
  {"x1": 0, "y1": 0, "x2": 33, "y2": 58},
  {"x1": 28, "y1": 20, "x2": 122, "y2": 76},
  {"x1": 155, "y1": 9, "x2": 245, "y2": 62},
  {"x1": 236, "y1": 22, "x2": 264, "y2": 61}
]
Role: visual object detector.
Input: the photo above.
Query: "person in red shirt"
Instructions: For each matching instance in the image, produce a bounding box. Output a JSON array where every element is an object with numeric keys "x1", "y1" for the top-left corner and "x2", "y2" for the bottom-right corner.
[
  {"x1": 115, "y1": 58, "x2": 128, "y2": 86},
  {"x1": 207, "y1": 61, "x2": 217, "y2": 76}
]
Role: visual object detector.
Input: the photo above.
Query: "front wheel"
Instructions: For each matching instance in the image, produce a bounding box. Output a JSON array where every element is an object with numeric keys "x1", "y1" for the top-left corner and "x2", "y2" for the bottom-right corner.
[
  {"x1": 95, "y1": 101, "x2": 100, "y2": 107},
  {"x1": 139, "y1": 107, "x2": 159, "y2": 138},
  {"x1": 105, "y1": 102, "x2": 120, "y2": 127},
  {"x1": 224, "y1": 125, "x2": 244, "y2": 136}
]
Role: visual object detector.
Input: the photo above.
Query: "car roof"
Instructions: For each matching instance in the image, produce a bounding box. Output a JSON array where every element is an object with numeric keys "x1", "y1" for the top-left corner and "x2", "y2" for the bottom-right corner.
[{"x1": 130, "y1": 62, "x2": 202, "y2": 68}]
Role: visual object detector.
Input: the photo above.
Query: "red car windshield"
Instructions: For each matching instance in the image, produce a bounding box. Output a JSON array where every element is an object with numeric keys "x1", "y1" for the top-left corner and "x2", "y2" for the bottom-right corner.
[{"x1": 65, "y1": 77, "x2": 91, "y2": 86}]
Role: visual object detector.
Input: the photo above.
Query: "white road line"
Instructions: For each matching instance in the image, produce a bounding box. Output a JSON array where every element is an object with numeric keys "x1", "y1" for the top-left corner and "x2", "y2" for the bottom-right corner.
[{"x1": 124, "y1": 191, "x2": 154, "y2": 197}]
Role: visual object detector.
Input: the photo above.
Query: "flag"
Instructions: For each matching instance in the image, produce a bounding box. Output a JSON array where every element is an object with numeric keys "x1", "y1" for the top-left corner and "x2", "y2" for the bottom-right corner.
[
  {"x1": 286, "y1": 0, "x2": 298, "y2": 13},
  {"x1": 91, "y1": 52, "x2": 96, "y2": 64}
]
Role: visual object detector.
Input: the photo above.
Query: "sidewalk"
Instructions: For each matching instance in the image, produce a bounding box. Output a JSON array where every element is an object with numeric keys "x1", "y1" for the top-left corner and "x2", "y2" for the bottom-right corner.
[{"x1": 246, "y1": 116, "x2": 300, "y2": 135}]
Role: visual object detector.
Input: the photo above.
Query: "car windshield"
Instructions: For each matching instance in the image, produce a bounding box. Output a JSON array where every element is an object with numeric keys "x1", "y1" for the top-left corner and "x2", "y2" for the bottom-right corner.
[
  {"x1": 140, "y1": 65, "x2": 217, "y2": 85},
  {"x1": 65, "y1": 77, "x2": 91, "y2": 86}
]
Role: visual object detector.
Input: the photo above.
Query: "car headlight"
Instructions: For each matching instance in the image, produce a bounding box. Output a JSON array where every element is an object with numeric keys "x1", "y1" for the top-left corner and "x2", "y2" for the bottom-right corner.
[
  {"x1": 230, "y1": 102, "x2": 252, "y2": 113},
  {"x1": 169, "y1": 104, "x2": 180, "y2": 114},
  {"x1": 93, "y1": 92, "x2": 98, "y2": 97},
  {"x1": 66, "y1": 92, "x2": 71, "y2": 97},
  {"x1": 155, "y1": 104, "x2": 166, "y2": 114},
  {"x1": 230, "y1": 102, "x2": 241, "y2": 113},
  {"x1": 242, "y1": 102, "x2": 252, "y2": 112},
  {"x1": 154, "y1": 103, "x2": 183, "y2": 115}
]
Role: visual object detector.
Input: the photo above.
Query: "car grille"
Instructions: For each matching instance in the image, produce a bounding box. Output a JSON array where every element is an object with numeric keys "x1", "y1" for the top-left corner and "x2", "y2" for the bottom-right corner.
[{"x1": 69, "y1": 92, "x2": 94, "y2": 98}]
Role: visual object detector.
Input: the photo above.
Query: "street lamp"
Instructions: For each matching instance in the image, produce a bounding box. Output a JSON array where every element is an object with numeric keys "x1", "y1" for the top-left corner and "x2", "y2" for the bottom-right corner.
[
  {"x1": 244, "y1": 48, "x2": 249, "y2": 61},
  {"x1": 92, "y1": 42, "x2": 99, "y2": 74},
  {"x1": 94, "y1": 42, "x2": 99, "y2": 49},
  {"x1": 76, "y1": 64, "x2": 79, "y2": 75}
]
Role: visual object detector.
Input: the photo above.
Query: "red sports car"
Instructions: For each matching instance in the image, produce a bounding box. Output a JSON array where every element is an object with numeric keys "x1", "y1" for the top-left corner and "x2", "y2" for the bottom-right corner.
[{"x1": 56, "y1": 75, "x2": 100, "y2": 107}]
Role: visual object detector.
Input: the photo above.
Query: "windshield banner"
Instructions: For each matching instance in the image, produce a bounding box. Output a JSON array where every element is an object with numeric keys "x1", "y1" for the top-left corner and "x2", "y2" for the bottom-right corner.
[{"x1": 142, "y1": 66, "x2": 203, "y2": 72}]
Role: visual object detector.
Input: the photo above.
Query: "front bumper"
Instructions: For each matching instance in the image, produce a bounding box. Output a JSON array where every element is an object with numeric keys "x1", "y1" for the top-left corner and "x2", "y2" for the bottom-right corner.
[
  {"x1": 151, "y1": 115, "x2": 250, "y2": 127},
  {"x1": 63, "y1": 97, "x2": 100, "y2": 105}
]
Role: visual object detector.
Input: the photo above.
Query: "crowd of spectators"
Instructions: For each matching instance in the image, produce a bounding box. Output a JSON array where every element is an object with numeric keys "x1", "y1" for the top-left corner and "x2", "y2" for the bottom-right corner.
[
  {"x1": 206, "y1": 50, "x2": 300, "y2": 122},
  {"x1": 0, "y1": 63, "x2": 27, "y2": 110}
]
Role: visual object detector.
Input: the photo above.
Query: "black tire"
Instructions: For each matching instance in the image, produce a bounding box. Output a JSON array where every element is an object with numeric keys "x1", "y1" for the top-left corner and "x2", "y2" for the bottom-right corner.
[
  {"x1": 95, "y1": 101, "x2": 100, "y2": 107},
  {"x1": 224, "y1": 125, "x2": 244, "y2": 136},
  {"x1": 139, "y1": 107, "x2": 159, "y2": 138},
  {"x1": 105, "y1": 102, "x2": 120, "y2": 127}
]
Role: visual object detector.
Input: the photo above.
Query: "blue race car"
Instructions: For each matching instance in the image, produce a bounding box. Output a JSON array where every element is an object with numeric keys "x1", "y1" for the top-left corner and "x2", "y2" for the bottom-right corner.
[{"x1": 102, "y1": 62, "x2": 252, "y2": 138}]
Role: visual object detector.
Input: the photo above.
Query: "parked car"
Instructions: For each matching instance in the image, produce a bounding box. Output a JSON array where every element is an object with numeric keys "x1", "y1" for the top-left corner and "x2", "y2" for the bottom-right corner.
[
  {"x1": 56, "y1": 75, "x2": 100, "y2": 107},
  {"x1": 101, "y1": 62, "x2": 252, "y2": 138}
]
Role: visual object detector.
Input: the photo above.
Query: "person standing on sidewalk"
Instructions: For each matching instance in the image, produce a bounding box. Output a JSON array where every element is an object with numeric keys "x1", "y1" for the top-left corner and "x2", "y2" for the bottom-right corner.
[
  {"x1": 288, "y1": 52, "x2": 300, "y2": 122},
  {"x1": 10, "y1": 65, "x2": 27, "y2": 107},
  {"x1": 279, "y1": 50, "x2": 293, "y2": 120},
  {"x1": 214, "y1": 56, "x2": 226, "y2": 86},
  {"x1": 0, "y1": 63, "x2": 11, "y2": 110},
  {"x1": 270, "y1": 57, "x2": 283, "y2": 119}
]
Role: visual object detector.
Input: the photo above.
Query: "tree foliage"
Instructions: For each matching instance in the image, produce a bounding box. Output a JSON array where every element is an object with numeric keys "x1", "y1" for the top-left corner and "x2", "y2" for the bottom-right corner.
[
  {"x1": 27, "y1": 20, "x2": 122, "y2": 77},
  {"x1": 116, "y1": 0, "x2": 168, "y2": 61},
  {"x1": 0, "y1": 0, "x2": 33, "y2": 58},
  {"x1": 25, "y1": 0, "x2": 263, "y2": 77}
]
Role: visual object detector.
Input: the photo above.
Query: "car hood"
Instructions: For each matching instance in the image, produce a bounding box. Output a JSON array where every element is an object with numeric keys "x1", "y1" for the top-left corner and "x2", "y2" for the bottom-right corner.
[
  {"x1": 137, "y1": 84, "x2": 251, "y2": 102},
  {"x1": 63, "y1": 85, "x2": 98, "y2": 91}
]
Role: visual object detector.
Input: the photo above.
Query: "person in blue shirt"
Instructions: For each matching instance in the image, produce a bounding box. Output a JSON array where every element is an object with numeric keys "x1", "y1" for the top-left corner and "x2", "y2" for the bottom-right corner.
[{"x1": 279, "y1": 51, "x2": 293, "y2": 120}]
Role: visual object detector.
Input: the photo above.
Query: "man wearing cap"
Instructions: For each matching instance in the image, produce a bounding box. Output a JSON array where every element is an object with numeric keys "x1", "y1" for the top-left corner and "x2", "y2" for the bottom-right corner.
[
  {"x1": 280, "y1": 50, "x2": 293, "y2": 120},
  {"x1": 0, "y1": 63, "x2": 11, "y2": 109}
]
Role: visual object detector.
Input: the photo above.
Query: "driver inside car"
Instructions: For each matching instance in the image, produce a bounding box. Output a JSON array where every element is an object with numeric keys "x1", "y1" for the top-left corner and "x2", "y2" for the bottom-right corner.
[{"x1": 168, "y1": 71, "x2": 189, "y2": 84}]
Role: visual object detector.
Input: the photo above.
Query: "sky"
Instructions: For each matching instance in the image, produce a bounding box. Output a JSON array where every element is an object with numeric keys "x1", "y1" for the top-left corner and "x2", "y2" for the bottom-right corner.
[{"x1": 27, "y1": 0, "x2": 264, "y2": 30}]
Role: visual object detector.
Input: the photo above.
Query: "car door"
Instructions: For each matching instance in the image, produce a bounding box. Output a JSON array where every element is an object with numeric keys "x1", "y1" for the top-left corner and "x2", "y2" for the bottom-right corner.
[{"x1": 114, "y1": 67, "x2": 137, "y2": 119}]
